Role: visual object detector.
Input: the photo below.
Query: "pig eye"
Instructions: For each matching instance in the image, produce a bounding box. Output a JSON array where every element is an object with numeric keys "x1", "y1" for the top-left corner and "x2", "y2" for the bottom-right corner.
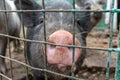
[{"x1": 50, "y1": 45, "x2": 56, "y2": 49}]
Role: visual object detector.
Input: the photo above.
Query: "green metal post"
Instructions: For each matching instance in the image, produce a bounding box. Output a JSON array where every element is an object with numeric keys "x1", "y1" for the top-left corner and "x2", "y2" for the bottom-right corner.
[
  {"x1": 115, "y1": 28, "x2": 120, "y2": 80},
  {"x1": 114, "y1": 2, "x2": 120, "y2": 79}
]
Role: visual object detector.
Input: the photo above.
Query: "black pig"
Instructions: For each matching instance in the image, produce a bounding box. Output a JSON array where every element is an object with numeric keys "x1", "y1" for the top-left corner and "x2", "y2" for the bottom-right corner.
[
  {"x1": 15, "y1": 0, "x2": 91, "y2": 80},
  {"x1": 0, "y1": 0, "x2": 21, "y2": 74}
]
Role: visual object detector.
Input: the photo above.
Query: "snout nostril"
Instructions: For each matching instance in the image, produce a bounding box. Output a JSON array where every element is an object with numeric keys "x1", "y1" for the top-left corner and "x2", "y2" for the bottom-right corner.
[{"x1": 50, "y1": 45, "x2": 56, "y2": 49}]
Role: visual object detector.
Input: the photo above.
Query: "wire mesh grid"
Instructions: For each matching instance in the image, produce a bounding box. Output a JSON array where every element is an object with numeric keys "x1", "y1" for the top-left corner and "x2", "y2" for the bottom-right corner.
[{"x1": 0, "y1": 0, "x2": 120, "y2": 80}]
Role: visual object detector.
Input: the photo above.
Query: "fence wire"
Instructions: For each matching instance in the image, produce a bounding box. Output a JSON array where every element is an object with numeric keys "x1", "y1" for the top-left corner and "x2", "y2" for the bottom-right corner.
[{"x1": 0, "y1": 0, "x2": 120, "y2": 80}]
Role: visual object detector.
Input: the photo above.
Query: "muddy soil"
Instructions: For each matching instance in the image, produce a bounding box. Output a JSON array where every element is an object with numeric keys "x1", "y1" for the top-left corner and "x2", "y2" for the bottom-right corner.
[{"x1": 1, "y1": 30, "x2": 118, "y2": 80}]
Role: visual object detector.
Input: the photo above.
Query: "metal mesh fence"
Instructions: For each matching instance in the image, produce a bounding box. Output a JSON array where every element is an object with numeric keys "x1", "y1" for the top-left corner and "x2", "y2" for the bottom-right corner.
[{"x1": 0, "y1": 0, "x2": 120, "y2": 80}]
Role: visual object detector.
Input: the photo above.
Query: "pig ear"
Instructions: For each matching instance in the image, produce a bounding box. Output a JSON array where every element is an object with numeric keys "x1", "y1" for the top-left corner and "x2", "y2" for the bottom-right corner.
[
  {"x1": 75, "y1": 12, "x2": 91, "y2": 37},
  {"x1": 15, "y1": 0, "x2": 43, "y2": 28}
]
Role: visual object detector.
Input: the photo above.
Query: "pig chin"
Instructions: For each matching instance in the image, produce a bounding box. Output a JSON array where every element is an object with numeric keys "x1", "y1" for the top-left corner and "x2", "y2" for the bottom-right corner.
[{"x1": 46, "y1": 30, "x2": 81, "y2": 71}]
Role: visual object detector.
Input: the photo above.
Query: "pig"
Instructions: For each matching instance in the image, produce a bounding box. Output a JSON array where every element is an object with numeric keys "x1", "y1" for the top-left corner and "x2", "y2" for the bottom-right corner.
[
  {"x1": 75, "y1": 0, "x2": 104, "y2": 33},
  {"x1": 15, "y1": 0, "x2": 103, "y2": 80},
  {"x1": 0, "y1": 0, "x2": 21, "y2": 74}
]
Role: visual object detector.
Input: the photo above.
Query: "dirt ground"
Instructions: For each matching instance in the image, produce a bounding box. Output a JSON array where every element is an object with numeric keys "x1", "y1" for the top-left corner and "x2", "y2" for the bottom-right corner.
[
  {"x1": 78, "y1": 30, "x2": 118, "y2": 80},
  {"x1": 1, "y1": 30, "x2": 118, "y2": 80}
]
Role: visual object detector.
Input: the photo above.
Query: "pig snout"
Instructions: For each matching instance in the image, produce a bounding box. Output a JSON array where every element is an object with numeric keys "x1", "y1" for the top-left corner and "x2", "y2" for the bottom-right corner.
[{"x1": 46, "y1": 30, "x2": 81, "y2": 70}]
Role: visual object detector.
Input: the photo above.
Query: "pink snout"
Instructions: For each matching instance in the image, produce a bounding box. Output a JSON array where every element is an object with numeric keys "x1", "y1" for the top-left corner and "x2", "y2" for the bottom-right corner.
[{"x1": 46, "y1": 30, "x2": 81, "y2": 69}]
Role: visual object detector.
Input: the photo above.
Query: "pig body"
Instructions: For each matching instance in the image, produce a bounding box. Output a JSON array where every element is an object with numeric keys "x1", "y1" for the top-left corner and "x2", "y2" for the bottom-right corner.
[
  {"x1": 0, "y1": 0, "x2": 21, "y2": 74},
  {"x1": 15, "y1": 0, "x2": 103, "y2": 80}
]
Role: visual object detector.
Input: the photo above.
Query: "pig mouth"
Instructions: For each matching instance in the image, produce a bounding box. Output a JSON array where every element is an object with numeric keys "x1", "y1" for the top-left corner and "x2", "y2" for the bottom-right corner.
[{"x1": 46, "y1": 30, "x2": 81, "y2": 71}]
